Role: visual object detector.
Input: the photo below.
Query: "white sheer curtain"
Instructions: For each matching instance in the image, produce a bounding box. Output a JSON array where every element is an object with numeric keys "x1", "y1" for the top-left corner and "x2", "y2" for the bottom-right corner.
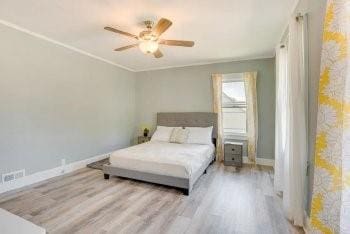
[
  {"x1": 274, "y1": 45, "x2": 288, "y2": 193},
  {"x1": 212, "y1": 74, "x2": 224, "y2": 161},
  {"x1": 274, "y1": 15, "x2": 308, "y2": 227},
  {"x1": 284, "y1": 16, "x2": 308, "y2": 226},
  {"x1": 244, "y1": 72, "x2": 258, "y2": 163}
]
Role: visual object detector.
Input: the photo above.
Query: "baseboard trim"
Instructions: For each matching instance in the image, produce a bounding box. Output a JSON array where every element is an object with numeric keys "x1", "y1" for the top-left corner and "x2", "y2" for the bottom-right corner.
[
  {"x1": 243, "y1": 156, "x2": 275, "y2": 167},
  {"x1": 0, "y1": 154, "x2": 275, "y2": 194},
  {"x1": 304, "y1": 211, "x2": 311, "y2": 233},
  {"x1": 0, "y1": 152, "x2": 111, "y2": 194}
]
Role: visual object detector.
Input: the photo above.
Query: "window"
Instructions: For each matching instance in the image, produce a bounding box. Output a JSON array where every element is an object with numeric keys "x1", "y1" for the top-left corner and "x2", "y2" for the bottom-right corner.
[{"x1": 222, "y1": 74, "x2": 247, "y2": 136}]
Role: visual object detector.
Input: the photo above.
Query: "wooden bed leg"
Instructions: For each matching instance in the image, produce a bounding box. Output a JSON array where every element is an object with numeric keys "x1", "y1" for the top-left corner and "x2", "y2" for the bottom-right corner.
[
  {"x1": 104, "y1": 174, "x2": 110, "y2": 180},
  {"x1": 183, "y1": 189, "x2": 189, "y2": 196}
]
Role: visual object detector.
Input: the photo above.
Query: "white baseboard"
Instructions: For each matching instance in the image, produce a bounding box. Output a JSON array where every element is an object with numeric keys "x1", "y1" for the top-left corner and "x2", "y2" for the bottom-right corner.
[
  {"x1": 0, "y1": 153, "x2": 274, "y2": 194},
  {"x1": 243, "y1": 156, "x2": 275, "y2": 167},
  {"x1": 304, "y1": 211, "x2": 311, "y2": 233},
  {"x1": 0, "y1": 152, "x2": 111, "y2": 194}
]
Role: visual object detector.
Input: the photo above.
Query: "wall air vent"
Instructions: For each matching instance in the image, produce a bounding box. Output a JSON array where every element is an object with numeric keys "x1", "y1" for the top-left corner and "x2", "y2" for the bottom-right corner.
[{"x1": 2, "y1": 169, "x2": 25, "y2": 183}]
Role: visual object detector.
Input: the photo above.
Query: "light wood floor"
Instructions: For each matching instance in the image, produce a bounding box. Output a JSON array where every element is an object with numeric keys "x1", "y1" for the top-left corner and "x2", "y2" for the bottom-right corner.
[{"x1": 0, "y1": 163, "x2": 304, "y2": 234}]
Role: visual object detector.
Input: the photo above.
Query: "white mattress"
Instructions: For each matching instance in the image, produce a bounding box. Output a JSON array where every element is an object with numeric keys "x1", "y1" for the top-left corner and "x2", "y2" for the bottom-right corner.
[{"x1": 109, "y1": 141, "x2": 215, "y2": 179}]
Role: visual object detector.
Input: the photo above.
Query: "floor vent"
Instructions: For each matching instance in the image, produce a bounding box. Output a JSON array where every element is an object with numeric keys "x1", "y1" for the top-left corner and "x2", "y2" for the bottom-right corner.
[{"x1": 2, "y1": 169, "x2": 25, "y2": 183}]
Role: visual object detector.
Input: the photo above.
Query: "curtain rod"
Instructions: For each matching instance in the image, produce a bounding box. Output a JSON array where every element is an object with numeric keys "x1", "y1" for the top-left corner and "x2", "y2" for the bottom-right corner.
[
  {"x1": 279, "y1": 13, "x2": 306, "y2": 46},
  {"x1": 296, "y1": 13, "x2": 304, "y2": 21}
]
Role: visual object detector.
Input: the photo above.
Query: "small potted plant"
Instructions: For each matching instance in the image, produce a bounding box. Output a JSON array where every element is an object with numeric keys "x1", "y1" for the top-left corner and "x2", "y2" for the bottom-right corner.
[{"x1": 143, "y1": 128, "x2": 149, "y2": 137}]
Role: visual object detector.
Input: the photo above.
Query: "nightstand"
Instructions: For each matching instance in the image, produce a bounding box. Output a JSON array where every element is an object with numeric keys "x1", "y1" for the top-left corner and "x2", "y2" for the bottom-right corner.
[
  {"x1": 224, "y1": 141, "x2": 243, "y2": 167},
  {"x1": 138, "y1": 136, "x2": 151, "y2": 144}
]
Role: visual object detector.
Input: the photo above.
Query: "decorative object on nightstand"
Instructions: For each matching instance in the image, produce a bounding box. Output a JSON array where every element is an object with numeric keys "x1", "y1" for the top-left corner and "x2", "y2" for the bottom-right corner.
[
  {"x1": 224, "y1": 141, "x2": 243, "y2": 167},
  {"x1": 138, "y1": 124, "x2": 151, "y2": 144},
  {"x1": 143, "y1": 128, "x2": 150, "y2": 137},
  {"x1": 138, "y1": 136, "x2": 151, "y2": 144}
]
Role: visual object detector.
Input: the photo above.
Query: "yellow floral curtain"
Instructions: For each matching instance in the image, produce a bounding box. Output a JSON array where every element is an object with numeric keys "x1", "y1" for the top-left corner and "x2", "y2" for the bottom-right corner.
[
  {"x1": 244, "y1": 72, "x2": 258, "y2": 162},
  {"x1": 310, "y1": 0, "x2": 350, "y2": 233},
  {"x1": 212, "y1": 74, "x2": 224, "y2": 161}
]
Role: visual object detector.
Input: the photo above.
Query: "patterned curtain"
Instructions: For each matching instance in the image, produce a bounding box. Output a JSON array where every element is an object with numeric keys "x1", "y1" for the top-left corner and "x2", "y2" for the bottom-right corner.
[
  {"x1": 244, "y1": 72, "x2": 258, "y2": 162},
  {"x1": 310, "y1": 0, "x2": 350, "y2": 233},
  {"x1": 212, "y1": 74, "x2": 224, "y2": 161}
]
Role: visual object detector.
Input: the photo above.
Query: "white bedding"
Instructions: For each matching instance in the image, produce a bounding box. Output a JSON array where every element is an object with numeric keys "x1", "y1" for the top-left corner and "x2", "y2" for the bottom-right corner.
[{"x1": 109, "y1": 141, "x2": 215, "y2": 179}]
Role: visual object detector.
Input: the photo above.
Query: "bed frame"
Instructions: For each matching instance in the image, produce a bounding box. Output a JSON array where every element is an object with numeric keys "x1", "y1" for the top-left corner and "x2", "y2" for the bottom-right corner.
[{"x1": 103, "y1": 112, "x2": 218, "y2": 195}]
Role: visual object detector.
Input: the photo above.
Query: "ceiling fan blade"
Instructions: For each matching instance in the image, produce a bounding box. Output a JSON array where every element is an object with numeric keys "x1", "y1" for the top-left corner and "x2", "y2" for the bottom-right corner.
[
  {"x1": 159, "y1": 39, "x2": 194, "y2": 47},
  {"x1": 114, "y1": 44, "x2": 138, "y2": 51},
  {"x1": 153, "y1": 18, "x2": 172, "y2": 36},
  {"x1": 153, "y1": 49, "x2": 163, "y2": 58},
  {"x1": 104, "y1": 26, "x2": 138, "y2": 39}
]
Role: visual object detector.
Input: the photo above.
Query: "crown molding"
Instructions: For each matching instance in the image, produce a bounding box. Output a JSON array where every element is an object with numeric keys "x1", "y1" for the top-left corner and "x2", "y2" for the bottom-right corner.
[
  {"x1": 135, "y1": 54, "x2": 275, "y2": 72},
  {"x1": 0, "y1": 19, "x2": 135, "y2": 72}
]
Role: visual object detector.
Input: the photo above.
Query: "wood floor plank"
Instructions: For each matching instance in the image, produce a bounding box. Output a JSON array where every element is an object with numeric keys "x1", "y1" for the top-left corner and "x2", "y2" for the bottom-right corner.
[
  {"x1": 166, "y1": 215, "x2": 191, "y2": 234},
  {"x1": 0, "y1": 163, "x2": 304, "y2": 234}
]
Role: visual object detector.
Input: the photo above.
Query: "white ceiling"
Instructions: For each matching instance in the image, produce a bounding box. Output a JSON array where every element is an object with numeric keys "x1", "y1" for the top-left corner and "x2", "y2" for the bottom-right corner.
[{"x1": 0, "y1": 0, "x2": 297, "y2": 71}]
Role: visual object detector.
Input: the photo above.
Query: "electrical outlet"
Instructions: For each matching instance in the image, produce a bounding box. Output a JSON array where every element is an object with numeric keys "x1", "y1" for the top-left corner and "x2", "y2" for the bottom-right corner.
[
  {"x1": 14, "y1": 170, "x2": 25, "y2": 179},
  {"x1": 61, "y1": 159, "x2": 66, "y2": 173}
]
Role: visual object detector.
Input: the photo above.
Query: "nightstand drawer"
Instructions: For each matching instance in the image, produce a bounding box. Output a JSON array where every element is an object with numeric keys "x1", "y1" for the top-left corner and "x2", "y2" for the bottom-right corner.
[
  {"x1": 224, "y1": 144, "x2": 242, "y2": 155},
  {"x1": 224, "y1": 153, "x2": 242, "y2": 166}
]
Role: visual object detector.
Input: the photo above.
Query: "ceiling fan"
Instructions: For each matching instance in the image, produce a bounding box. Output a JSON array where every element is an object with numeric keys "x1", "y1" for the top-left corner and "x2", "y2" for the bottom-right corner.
[{"x1": 104, "y1": 18, "x2": 194, "y2": 58}]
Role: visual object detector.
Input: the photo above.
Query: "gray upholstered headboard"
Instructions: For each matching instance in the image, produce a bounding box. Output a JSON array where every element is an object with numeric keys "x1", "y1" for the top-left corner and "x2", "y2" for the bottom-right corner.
[{"x1": 157, "y1": 112, "x2": 218, "y2": 139}]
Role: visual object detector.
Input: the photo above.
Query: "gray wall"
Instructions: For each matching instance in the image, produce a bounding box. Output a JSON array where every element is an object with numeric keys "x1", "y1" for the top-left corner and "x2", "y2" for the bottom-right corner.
[
  {"x1": 0, "y1": 24, "x2": 136, "y2": 179},
  {"x1": 0, "y1": 20, "x2": 276, "y2": 184},
  {"x1": 135, "y1": 58, "x2": 275, "y2": 159},
  {"x1": 292, "y1": 0, "x2": 327, "y2": 214}
]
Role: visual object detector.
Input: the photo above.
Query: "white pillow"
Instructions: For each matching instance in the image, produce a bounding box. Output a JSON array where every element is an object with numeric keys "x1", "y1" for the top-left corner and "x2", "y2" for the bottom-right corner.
[
  {"x1": 151, "y1": 126, "x2": 174, "y2": 142},
  {"x1": 187, "y1": 126, "x2": 213, "y2": 145},
  {"x1": 169, "y1": 127, "x2": 190, "y2": 144}
]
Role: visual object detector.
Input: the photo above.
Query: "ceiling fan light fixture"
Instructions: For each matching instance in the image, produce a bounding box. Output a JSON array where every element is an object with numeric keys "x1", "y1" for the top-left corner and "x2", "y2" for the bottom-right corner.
[
  {"x1": 139, "y1": 40, "x2": 159, "y2": 54},
  {"x1": 105, "y1": 18, "x2": 194, "y2": 58}
]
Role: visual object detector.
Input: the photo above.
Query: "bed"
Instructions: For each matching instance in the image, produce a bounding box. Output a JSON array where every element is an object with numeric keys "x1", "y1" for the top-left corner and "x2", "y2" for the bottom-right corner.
[{"x1": 103, "y1": 112, "x2": 217, "y2": 195}]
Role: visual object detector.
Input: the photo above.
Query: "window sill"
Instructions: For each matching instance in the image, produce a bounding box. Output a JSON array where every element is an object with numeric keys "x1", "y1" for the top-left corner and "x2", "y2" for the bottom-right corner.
[{"x1": 224, "y1": 134, "x2": 248, "y2": 141}]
